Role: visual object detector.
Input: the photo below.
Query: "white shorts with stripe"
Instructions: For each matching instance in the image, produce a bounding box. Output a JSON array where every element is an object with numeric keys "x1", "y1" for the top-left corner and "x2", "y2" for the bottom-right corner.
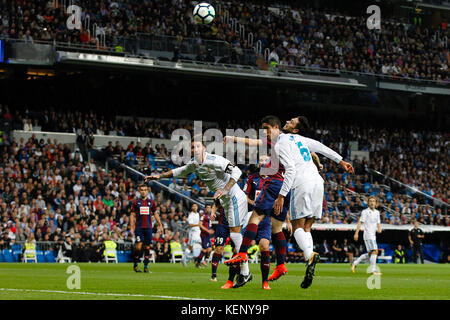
[
  {"x1": 188, "y1": 231, "x2": 201, "y2": 246},
  {"x1": 289, "y1": 178, "x2": 324, "y2": 221},
  {"x1": 221, "y1": 189, "x2": 249, "y2": 228},
  {"x1": 364, "y1": 239, "x2": 378, "y2": 252}
]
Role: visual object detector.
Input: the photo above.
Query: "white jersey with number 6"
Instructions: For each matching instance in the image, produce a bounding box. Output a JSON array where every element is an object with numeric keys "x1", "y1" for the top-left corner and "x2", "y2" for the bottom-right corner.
[{"x1": 275, "y1": 133, "x2": 343, "y2": 220}]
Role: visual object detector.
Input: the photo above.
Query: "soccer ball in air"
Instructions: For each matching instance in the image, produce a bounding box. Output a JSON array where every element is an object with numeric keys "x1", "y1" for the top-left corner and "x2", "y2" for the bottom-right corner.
[{"x1": 193, "y1": 2, "x2": 215, "y2": 25}]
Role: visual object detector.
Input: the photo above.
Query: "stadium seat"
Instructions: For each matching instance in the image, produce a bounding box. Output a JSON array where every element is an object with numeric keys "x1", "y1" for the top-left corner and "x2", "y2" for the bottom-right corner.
[
  {"x1": 23, "y1": 249, "x2": 38, "y2": 263},
  {"x1": 56, "y1": 248, "x2": 72, "y2": 263},
  {"x1": 170, "y1": 250, "x2": 184, "y2": 263},
  {"x1": 104, "y1": 248, "x2": 118, "y2": 263},
  {"x1": 0, "y1": 251, "x2": 4, "y2": 262}
]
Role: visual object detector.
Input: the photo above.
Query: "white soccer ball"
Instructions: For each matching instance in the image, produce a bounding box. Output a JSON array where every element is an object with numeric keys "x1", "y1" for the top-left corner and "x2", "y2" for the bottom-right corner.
[{"x1": 193, "y1": 2, "x2": 215, "y2": 25}]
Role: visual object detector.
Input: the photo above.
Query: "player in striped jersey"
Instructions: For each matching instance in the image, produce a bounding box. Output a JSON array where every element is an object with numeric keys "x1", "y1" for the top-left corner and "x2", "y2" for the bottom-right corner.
[
  {"x1": 195, "y1": 204, "x2": 214, "y2": 268},
  {"x1": 130, "y1": 184, "x2": 163, "y2": 273}
]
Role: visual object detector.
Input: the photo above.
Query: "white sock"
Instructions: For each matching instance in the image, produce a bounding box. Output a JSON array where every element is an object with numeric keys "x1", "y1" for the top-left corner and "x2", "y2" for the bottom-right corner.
[
  {"x1": 294, "y1": 228, "x2": 313, "y2": 261},
  {"x1": 240, "y1": 261, "x2": 249, "y2": 276},
  {"x1": 230, "y1": 232, "x2": 249, "y2": 276},
  {"x1": 306, "y1": 231, "x2": 314, "y2": 255},
  {"x1": 230, "y1": 232, "x2": 243, "y2": 253},
  {"x1": 353, "y1": 253, "x2": 368, "y2": 266},
  {"x1": 369, "y1": 254, "x2": 378, "y2": 273}
]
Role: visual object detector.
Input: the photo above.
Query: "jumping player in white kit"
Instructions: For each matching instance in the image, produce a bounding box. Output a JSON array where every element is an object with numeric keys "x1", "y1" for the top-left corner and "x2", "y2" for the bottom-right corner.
[
  {"x1": 145, "y1": 135, "x2": 251, "y2": 281},
  {"x1": 272, "y1": 116, "x2": 354, "y2": 288},
  {"x1": 352, "y1": 196, "x2": 382, "y2": 275}
]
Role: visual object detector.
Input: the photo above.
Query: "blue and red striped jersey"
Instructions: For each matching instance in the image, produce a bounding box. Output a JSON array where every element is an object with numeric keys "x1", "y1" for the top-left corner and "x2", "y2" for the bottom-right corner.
[
  {"x1": 200, "y1": 213, "x2": 211, "y2": 237},
  {"x1": 244, "y1": 172, "x2": 267, "y2": 211},
  {"x1": 131, "y1": 198, "x2": 156, "y2": 229},
  {"x1": 260, "y1": 137, "x2": 285, "y2": 181}
]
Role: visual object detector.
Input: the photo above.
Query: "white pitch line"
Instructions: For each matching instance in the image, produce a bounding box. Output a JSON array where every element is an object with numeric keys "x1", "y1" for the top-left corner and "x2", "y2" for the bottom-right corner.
[{"x1": 0, "y1": 288, "x2": 210, "y2": 300}]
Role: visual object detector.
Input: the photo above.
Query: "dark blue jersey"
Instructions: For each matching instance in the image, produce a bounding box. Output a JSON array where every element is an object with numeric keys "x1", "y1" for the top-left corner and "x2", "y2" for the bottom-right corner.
[{"x1": 131, "y1": 198, "x2": 156, "y2": 229}]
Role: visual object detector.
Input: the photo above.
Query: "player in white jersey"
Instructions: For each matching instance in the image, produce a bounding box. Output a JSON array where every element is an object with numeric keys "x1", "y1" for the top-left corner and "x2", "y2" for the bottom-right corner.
[
  {"x1": 182, "y1": 203, "x2": 202, "y2": 266},
  {"x1": 352, "y1": 196, "x2": 382, "y2": 275},
  {"x1": 145, "y1": 136, "x2": 251, "y2": 281},
  {"x1": 272, "y1": 116, "x2": 354, "y2": 288}
]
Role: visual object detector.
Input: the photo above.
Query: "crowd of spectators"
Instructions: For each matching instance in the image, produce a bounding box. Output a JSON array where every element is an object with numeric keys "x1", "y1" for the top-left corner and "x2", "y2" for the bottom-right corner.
[{"x1": 0, "y1": 0, "x2": 448, "y2": 81}]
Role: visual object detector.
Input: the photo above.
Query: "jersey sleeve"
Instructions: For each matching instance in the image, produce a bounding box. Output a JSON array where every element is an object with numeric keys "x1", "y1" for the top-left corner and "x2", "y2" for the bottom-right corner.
[
  {"x1": 277, "y1": 136, "x2": 296, "y2": 197},
  {"x1": 131, "y1": 200, "x2": 136, "y2": 213},
  {"x1": 214, "y1": 155, "x2": 242, "y2": 182},
  {"x1": 243, "y1": 175, "x2": 254, "y2": 195},
  {"x1": 360, "y1": 210, "x2": 366, "y2": 223},
  {"x1": 302, "y1": 136, "x2": 343, "y2": 164},
  {"x1": 151, "y1": 200, "x2": 157, "y2": 213},
  {"x1": 172, "y1": 159, "x2": 197, "y2": 178},
  {"x1": 187, "y1": 213, "x2": 194, "y2": 225}
]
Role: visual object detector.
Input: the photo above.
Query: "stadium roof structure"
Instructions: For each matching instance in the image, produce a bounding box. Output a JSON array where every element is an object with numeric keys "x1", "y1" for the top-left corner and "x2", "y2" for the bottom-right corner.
[{"x1": 56, "y1": 51, "x2": 367, "y2": 90}]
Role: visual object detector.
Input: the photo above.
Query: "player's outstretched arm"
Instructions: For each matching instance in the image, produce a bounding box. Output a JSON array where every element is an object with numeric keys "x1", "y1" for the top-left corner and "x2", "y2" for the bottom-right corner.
[
  {"x1": 154, "y1": 210, "x2": 164, "y2": 233},
  {"x1": 214, "y1": 160, "x2": 242, "y2": 200},
  {"x1": 224, "y1": 136, "x2": 262, "y2": 147},
  {"x1": 303, "y1": 137, "x2": 354, "y2": 173},
  {"x1": 145, "y1": 169, "x2": 174, "y2": 181}
]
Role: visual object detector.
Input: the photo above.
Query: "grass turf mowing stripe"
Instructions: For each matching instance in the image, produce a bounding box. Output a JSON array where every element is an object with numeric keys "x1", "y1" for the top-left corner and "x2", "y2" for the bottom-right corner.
[{"x1": 0, "y1": 288, "x2": 211, "y2": 300}]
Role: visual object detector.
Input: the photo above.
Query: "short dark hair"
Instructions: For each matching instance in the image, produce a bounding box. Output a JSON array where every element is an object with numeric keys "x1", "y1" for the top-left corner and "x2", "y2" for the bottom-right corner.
[
  {"x1": 261, "y1": 115, "x2": 281, "y2": 128},
  {"x1": 294, "y1": 116, "x2": 310, "y2": 133}
]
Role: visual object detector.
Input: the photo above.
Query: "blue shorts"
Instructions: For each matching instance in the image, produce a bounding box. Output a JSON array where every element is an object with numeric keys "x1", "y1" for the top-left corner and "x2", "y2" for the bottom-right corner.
[
  {"x1": 254, "y1": 179, "x2": 290, "y2": 222},
  {"x1": 214, "y1": 223, "x2": 230, "y2": 247},
  {"x1": 240, "y1": 214, "x2": 271, "y2": 242},
  {"x1": 201, "y1": 235, "x2": 212, "y2": 249},
  {"x1": 135, "y1": 227, "x2": 152, "y2": 246}
]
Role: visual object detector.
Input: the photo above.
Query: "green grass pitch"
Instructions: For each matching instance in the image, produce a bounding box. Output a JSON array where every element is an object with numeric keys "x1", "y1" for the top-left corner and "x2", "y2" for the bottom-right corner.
[{"x1": 0, "y1": 263, "x2": 448, "y2": 300}]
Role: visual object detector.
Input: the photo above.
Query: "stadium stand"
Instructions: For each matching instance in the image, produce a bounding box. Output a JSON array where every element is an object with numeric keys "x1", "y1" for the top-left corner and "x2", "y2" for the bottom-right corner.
[{"x1": 0, "y1": 0, "x2": 448, "y2": 81}]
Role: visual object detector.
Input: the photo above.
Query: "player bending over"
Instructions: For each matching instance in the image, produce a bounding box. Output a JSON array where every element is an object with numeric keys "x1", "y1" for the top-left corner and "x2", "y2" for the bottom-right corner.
[
  {"x1": 352, "y1": 196, "x2": 382, "y2": 275},
  {"x1": 145, "y1": 136, "x2": 251, "y2": 285},
  {"x1": 130, "y1": 184, "x2": 163, "y2": 273}
]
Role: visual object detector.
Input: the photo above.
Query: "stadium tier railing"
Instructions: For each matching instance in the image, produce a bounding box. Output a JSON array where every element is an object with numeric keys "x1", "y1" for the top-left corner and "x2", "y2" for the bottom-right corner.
[{"x1": 366, "y1": 168, "x2": 450, "y2": 209}]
